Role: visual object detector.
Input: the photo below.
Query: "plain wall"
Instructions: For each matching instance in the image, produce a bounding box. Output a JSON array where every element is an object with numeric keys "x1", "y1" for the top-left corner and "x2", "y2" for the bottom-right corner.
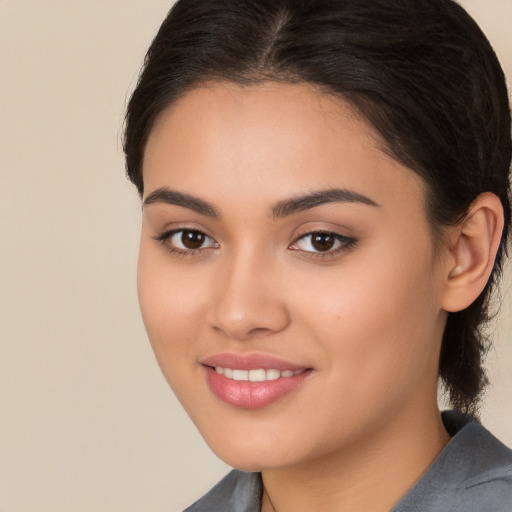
[{"x1": 0, "y1": 1, "x2": 510, "y2": 510}]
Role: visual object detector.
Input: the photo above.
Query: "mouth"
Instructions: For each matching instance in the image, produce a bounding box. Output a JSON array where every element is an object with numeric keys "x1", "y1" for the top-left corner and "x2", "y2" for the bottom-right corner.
[
  {"x1": 212, "y1": 367, "x2": 305, "y2": 382},
  {"x1": 201, "y1": 353, "x2": 313, "y2": 409}
]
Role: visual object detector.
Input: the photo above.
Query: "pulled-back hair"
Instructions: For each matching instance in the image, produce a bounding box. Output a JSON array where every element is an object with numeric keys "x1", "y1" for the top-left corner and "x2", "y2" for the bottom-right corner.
[{"x1": 124, "y1": 0, "x2": 511, "y2": 414}]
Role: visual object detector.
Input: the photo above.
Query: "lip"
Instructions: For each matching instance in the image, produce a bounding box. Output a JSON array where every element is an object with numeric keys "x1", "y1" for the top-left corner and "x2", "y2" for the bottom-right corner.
[
  {"x1": 201, "y1": 353, "x2": 313, "y2": 409},
  {"x1": 201, "y1": 353, "x2": 307, "y2": 371}
]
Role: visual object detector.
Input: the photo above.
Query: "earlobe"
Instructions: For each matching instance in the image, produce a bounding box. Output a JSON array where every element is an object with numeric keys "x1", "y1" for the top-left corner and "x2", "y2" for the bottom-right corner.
[
  {"x1": 448, "y1": 265, "x2": 464, "y2": 279},
  {"x1": 441, "y1": 192, "x2": 504, "y2": 313}
]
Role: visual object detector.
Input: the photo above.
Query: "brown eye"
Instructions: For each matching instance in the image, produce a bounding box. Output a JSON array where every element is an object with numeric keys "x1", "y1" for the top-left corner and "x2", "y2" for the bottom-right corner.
[
  {"x1": 311, "y1": 233, "x2": 336, "y2": 252},
  {"x1": 181, "y1": 230, "x2": 206, "y2": 249},
  {"x1": 291, "y1": 231, "x2": 355, "y2": 255},
  {"x1": 157, "y1": 229, "x2": 218, "y2": 253}
]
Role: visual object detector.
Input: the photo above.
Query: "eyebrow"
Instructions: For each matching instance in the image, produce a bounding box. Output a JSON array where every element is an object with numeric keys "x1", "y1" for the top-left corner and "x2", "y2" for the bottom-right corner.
[
  {"x1": 142, "y1": 186, "x2": 379, "y2": 218},
  {"x1": 271, "y1": 188, "x2": 379, "y2": 218},
  {"x1": 143, "y1": 188, "x2": 219, "y2": 217}
]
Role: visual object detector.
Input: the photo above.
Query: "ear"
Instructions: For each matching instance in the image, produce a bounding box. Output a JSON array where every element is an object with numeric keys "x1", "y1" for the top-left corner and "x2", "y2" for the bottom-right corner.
[{"x1": 441, "y1": 192, "x2": 504, "y2": 313}]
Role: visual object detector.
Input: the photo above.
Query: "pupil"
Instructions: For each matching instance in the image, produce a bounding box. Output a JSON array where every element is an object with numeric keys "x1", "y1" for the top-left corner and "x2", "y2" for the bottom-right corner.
[
  {"x1": 312, "y1": 233, "x2": 335, "y2": 252},
  {"x1": 182, "y1": 230, "x2": 205, "y2": 249}
]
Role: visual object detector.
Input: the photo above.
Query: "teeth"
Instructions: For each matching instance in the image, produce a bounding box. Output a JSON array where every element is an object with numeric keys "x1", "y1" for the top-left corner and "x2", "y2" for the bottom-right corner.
[
  {"x1": 214, "y1": 367, "x2": 304, "y2": 381},
  {"x1": 266, "y1": 369, "x2": 281, "y2": 381},
  {"x1": 232, "y1": 370, "x2": 249, "y2": 381},
  {"x1": 249, "y1": 369, "x2": 267, "y2": 382}
]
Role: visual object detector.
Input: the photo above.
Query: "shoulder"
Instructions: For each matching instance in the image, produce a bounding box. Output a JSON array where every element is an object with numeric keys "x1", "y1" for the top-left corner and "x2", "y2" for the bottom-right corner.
[
  {"x1": 394, "y1": 411, "x2": 512, "y2": 512},
  {"x1": 183, "y1": 470, "x2": 262, "y2": 512},
  {"x1": 440, "y1": 411, "x2": 512, "y2": 490},
  {"x1": 446, "y1": 415, "x2": 512, "y2": 511}
]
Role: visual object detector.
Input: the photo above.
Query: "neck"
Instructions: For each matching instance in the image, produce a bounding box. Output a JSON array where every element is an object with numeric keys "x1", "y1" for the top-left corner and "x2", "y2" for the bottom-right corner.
[{"x1": 261, "y1": 404, "x2": 450, "y2": 512}]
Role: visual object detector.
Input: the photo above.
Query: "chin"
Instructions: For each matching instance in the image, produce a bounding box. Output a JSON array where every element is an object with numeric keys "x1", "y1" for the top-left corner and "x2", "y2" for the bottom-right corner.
[
  {"x1": 200, "y1": 430, "x2": 295, "y2": 472},
  {"x1": 212, "y1": 449, "x2": 283, "y2": 473}
]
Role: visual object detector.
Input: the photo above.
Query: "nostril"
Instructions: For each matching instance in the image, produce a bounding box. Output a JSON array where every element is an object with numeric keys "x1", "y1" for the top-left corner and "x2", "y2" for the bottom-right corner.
[{"x1": 206, "y1": 270, "x2": 291, "y2": 339}]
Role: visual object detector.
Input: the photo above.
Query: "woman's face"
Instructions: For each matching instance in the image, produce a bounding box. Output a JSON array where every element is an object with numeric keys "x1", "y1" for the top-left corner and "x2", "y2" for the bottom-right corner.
[{"x1": 139, "y1": 82, "x2": 449, "y2": 471}]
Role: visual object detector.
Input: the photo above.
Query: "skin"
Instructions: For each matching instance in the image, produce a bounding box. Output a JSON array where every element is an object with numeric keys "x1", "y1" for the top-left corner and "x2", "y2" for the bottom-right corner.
[{"x1": 137, "y1": 82, "x2": 499, "y2": 511}]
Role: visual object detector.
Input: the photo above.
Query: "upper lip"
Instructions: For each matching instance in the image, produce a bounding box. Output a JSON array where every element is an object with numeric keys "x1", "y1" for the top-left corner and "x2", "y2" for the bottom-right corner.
[{"x1": 201, "y1": 352, "x2": 310, "y2": 371}]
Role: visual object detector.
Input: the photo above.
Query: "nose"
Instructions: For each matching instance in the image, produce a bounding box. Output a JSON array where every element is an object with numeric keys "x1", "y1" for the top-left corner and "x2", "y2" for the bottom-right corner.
[{"x1": 207, "y1": 251, "x2": 291, "y2": 341}]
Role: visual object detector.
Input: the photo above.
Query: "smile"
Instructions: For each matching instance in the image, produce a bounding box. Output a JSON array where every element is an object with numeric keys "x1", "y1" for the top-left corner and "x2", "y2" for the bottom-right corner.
[
  {"x1": 201, "y1": 353, "x2": 313, "y2": 409},
  {"x1": 214, "y1": 367, "x2": 305, "y2": 381}
]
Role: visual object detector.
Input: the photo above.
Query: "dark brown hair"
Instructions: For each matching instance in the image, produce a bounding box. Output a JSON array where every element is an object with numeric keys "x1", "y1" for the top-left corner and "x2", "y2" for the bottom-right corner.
[{"x1": 124, "y1": 0, "x2": 511, "y2": 413}]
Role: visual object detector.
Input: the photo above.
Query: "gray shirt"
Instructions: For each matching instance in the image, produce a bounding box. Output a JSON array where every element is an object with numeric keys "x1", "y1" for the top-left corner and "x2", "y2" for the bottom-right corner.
[{"x1": 184, "y1": 411, "x2": 512, "y2": 511}]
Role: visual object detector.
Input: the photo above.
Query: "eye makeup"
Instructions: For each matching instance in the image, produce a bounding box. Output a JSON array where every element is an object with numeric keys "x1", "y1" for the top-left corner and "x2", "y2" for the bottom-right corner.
[{"x1": 153, "y1": 226, "x2": 357, "y2": 261}]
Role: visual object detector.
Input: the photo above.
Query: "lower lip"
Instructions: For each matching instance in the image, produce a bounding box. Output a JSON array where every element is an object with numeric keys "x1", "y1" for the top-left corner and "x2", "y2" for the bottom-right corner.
[{"x1": 204, "y1": 366, "x2": 311, "y2": 409}]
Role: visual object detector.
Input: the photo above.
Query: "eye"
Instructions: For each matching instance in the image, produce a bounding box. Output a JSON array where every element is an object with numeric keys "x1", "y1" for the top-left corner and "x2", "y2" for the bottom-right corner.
[
  {"x1": 155, "y1": 229, "x2": 219, "y2": 253},
  {"x1": 290, "y1": 231, "x2": 355, "y2": 254}
]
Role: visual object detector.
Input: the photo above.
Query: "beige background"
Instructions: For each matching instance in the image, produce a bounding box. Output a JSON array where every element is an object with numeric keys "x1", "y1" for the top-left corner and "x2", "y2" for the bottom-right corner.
[{"x1": 0, "y1": 1, "x2": 510, "y2": 511}]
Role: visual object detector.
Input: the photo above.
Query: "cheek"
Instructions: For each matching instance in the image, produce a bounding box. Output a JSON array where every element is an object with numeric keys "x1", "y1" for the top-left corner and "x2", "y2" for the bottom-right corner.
[
  {"x1": 289, "y1": 244, "x2": 440, "y2": 388},
  {"x1": 136, "y1": 244, "x2": 207, "y2": 375},
  {"x1": 136, "y1": 254, "x2": 218, "y2": 424}
]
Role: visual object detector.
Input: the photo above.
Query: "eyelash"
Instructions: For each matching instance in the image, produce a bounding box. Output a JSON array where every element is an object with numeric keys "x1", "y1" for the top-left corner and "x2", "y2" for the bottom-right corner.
[
  {"x1": 153, "y1": 229, "x2": 356, "y2": 259},
  {"x1": 153, "y1": 229, "x2": 219, "y2": 257},
  {"x1": 290, "y1": 231, "x2": 356, "y2": 259}
]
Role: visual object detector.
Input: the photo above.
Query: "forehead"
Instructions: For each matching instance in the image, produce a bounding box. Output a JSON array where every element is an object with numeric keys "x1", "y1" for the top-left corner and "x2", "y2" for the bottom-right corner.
[
  {"x1": 143, "y1": 81, "x2": 425, "y2": 213},
  {"x1": 146, "y1": 81, "x2": 379, "y2": 158}
]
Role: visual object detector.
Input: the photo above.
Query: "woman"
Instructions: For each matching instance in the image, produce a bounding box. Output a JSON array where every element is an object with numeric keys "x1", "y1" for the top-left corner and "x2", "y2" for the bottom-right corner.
[{"x1": 124, "y1": 0, "x2": 512, "y2": 510}]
